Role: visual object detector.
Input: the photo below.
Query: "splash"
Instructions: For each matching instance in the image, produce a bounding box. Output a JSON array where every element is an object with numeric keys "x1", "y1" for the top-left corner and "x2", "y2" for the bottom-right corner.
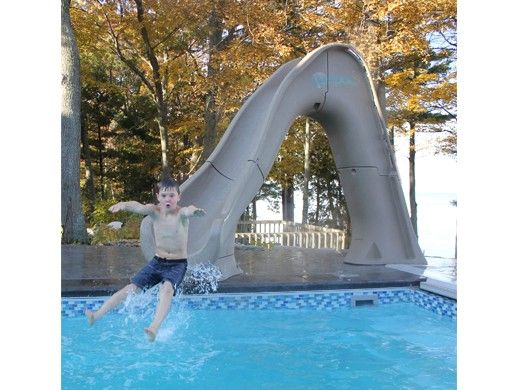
[
  {"x1": 119, "y1": 285, "x2": 160, "y2": 323},
  {"x1": 107, "y1": 263, "x2": 221, "y2": 342},
  {"x1": 116, "y1": 284, "x2": 193, "y2": 342},
  {"x1": 180, "y1": 262, "x2": 222, "y2": 295}
]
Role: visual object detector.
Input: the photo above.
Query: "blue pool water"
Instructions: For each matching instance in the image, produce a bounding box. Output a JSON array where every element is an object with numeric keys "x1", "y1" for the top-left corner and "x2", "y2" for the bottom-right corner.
[{"x1": 62, "y1": 290, "x2": 456, "y2": 389}]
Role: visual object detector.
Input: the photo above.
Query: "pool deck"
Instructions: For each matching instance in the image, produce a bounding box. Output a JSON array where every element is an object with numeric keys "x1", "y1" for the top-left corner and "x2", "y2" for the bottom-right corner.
[{"x1": 61, "y1": 244, "x2": 457, "y2": 297}]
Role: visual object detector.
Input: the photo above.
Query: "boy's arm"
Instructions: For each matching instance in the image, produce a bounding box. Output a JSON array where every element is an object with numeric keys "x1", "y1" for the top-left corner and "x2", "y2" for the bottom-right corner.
[
  {"x1": 109, "y1": 201, "x2": 155, "y2": 215},
  {"x1": 181, "y1": 205, "x2": 206, "y2": 217}
]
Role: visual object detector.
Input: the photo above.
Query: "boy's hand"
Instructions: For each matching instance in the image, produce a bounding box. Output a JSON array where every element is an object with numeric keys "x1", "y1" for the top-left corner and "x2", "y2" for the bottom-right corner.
[
  {"x1": 193, "y1": 208, "x2": 206, "y2": 217},
  {"x1": 109, "y1": 203, "x2": 125, "y2": 213}
]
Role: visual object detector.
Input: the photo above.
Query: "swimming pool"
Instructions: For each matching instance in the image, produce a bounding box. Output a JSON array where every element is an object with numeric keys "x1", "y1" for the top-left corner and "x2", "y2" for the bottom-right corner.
[{"x1": 62, "y1": 288, "x2": 456, "y2": 389}]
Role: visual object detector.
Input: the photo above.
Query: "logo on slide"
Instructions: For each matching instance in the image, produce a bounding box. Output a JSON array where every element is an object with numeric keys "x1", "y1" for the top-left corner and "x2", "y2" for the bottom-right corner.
[{"x1": 312, "y1": 72, "x2": 356, "y2": 89}]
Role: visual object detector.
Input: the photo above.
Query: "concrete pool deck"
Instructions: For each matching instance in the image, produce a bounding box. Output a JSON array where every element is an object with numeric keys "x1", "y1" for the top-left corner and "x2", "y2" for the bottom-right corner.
[{"x1": 61, "y1": 244, "x2": 456, "y2": 297}]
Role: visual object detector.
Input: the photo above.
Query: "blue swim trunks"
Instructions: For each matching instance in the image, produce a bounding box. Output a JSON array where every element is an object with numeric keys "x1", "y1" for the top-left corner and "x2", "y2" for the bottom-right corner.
[{"x1": 131, "y1": 256, "x2": 188, "y2": 295}]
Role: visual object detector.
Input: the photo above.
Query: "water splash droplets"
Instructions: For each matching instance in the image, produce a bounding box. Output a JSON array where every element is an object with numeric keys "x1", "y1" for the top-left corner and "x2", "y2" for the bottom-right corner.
[
  {"x1": 119, "y1": 285, "x2": 160, "y2": 323},
  {"x1": 101, "y1": 263, "x2": 221, "y2": 343},
  {"x1": 180, "y1": 263, "x2": 222, "y2": 294}
]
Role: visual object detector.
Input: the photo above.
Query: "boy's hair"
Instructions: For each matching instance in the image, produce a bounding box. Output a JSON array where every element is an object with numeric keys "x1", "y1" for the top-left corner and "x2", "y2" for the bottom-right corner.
[{"x1": 156, "y1": 173, "x2": 180, "y2": 194}]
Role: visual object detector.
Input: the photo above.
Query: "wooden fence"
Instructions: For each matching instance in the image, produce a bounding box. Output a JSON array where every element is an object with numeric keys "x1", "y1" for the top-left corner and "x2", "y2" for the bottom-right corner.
[{"x1": 235, "y1": 220, "x2": 348, "y2": 251}]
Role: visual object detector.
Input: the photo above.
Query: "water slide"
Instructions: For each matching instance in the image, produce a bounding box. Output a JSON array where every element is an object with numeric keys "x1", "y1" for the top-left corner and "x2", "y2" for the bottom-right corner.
[{"x1": 141, "y1": 43, "x2": 426, "y2": 280}]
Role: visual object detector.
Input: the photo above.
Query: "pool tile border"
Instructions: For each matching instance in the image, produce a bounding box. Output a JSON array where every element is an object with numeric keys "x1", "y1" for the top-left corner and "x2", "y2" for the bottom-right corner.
[{"x1": 62, "y1": 287, "x2": 456, "y2": 320}]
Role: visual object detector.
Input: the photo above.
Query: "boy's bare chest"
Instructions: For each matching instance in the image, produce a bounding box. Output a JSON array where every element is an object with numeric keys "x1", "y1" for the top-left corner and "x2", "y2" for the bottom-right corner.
[{"x1": 153, "y1": 213, "x2": 188, "y2": 237}]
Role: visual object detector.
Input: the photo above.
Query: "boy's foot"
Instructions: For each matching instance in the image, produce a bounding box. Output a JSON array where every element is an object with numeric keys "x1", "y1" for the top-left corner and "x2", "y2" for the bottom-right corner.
[
  {"x1": 85, "y1": 310, "x2": 96, "y2": 326},
  {"x1": 144, "y1": 327, "x2": 157, "y2": 342}
]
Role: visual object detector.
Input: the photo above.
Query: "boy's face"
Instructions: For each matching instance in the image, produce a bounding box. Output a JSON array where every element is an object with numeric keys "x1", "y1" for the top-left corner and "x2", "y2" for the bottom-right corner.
[{"x1": 157, "y1": 187, "x2": 180, "y2": 210}]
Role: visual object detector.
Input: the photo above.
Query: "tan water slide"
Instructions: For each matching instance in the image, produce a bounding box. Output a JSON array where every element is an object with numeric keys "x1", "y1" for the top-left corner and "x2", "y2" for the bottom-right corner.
[{"x1": 141, "y1": 43, "x2": 426, "y2": 280}]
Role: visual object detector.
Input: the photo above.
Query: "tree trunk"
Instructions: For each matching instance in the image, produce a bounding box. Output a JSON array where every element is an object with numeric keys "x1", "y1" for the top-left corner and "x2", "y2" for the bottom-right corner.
[
  {"x1": 184, "y1": 134, "x2": 202, "y2": 174},
  {"x1": 389, "y1": 126, "x2": 395, "y2": 152},
  {"x1": 302, "y1": 118, "x2": 311, "y2": 224},
  {"x1": 282, "y1": 179, "x2": 294, "y2": 222},
  {"x1": 202, "y1": 92, "x2": 218, "y2": 162},
  {"x1": 202, "y1": 2, "x2": 224, "y2": 162},
  {"x1": 376, "y1": 80, "x2": 387, "y2": 126},
  {"x1": 81, "y1": 114, "x2": 95, "y2": 216},
  {"x1": 252, "y1": 196, "x2": 257, "y2": 220},
  {"x1": 157, "y1": 105, "x2": 170, "y2": 171},
  {"x1": 345, "y1": 202, "x2": 352, "y2": 239},
  {"x1": 326, "y1": 180, "x2": 337, "y2": 226},
  {"x1": 455, "y1": 220, "x2": 457, "y2": 259},
  {"x1": 377, "y1": 78, "x2": 395, "y2": 157},
  {"x1": 315, "y1": 180, "x2": 321, "y2": 224},
  {"x1": 61, "y1": 0, "x2": 88, "y2": 243},
  {"x1": 409, "y1": 121, "x2": 418, "y2": 237},
  {"x1": 135, "y1": 0, "x2": 170, "y2": 171},
  {"x1": 96, "y1": 123, "x2": 105, "y2": 199}
]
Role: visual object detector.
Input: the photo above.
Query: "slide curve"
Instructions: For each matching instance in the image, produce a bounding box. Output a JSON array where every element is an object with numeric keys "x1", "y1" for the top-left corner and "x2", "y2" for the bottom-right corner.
[{"x1": 141, "y1": 43, "x2": 426, "y2": 280}]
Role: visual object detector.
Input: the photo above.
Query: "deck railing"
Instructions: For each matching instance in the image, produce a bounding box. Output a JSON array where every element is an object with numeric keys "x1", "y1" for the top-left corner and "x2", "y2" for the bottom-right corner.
[{"x1": 235, "y1": 220, "x2": 349, "y2": 251}]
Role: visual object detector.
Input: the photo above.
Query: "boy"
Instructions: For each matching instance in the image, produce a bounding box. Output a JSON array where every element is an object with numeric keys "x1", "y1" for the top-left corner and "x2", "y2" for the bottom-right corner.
[{"x1": 85, "y1": 176, "x2": 205, "y2": 341}]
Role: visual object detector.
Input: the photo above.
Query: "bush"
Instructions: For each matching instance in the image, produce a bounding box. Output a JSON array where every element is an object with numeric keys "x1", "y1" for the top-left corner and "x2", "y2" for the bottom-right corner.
[
  {"x1": 88, "y1": 200, "x2": 143, "y2": 245},
  {"x1": 89, "y1": 199, "x2": 119, "y2": 227},
  {"x1": 90, "y1": 224, "x2": 121, "y2": 245},
  {"x1": 119, "y1": 214, "x2": 142, "y2": 239}
]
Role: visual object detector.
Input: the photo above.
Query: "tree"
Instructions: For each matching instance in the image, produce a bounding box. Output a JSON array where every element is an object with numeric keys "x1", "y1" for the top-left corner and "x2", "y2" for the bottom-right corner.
[
  {"x1": 81, "y1": 0, "x2": 205, "y2": 171},
  {"x1": 386, "y1": 49, "x2": 456, "y2": 237},
  {"x1": 62, "y1": 0, "x2": 88, "y2": 243},
  {"x1": 308, "y1": 129, "x2": 350, "y2": 230},
  {"x1": 80, "y1": 111, "x2": 96, "y2": 215},
  {"x1": 200, "y1": 0, "x2": 224, "y2": 162},
  {"x1": 320, "y1": 0, "x2": 457, "y2": 236},
  {"x1": 301, "y1": 118, "x2": 312, "y2": 224},
  {"x1": 269, "y1": 119, "x2": 306, "y2": 222},
  {"x1": 70, "y1": 0, "x2": 457, "y2": 233}
]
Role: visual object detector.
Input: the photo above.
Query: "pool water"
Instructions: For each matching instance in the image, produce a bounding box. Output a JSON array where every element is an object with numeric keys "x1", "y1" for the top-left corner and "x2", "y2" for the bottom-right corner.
[{"x1": 62, "y1": 293, "x2": 456, "y2": 389}]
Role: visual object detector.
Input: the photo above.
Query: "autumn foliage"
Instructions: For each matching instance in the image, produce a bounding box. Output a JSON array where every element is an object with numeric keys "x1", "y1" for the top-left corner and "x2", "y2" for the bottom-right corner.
[{"x1": 70, "y1": 0, "x2": 456, "y2": 228}]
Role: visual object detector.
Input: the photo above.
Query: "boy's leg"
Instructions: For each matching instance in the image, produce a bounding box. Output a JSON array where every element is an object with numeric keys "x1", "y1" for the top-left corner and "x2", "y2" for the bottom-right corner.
[
  {"x1": 144, "y1": 281, "x2": 174, "y2": 342},
  {"x1": 85, "y1": 283, "x2": 139, "y2": 325}
]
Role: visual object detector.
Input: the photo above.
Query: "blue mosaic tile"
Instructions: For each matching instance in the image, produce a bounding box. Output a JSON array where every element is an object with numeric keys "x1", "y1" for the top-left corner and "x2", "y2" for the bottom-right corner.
[
  {"x1": 408, "y1": 290, "x2": 456, "y2": 319},
  {"x1": 61, "y1": 288, "x2": 456, "y2": 320}
]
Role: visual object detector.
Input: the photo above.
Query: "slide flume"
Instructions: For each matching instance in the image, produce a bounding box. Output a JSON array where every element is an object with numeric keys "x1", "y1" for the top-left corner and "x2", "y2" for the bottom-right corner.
[{"x1": 141, "y1": 43, "x2": 426, "y2": 280}]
